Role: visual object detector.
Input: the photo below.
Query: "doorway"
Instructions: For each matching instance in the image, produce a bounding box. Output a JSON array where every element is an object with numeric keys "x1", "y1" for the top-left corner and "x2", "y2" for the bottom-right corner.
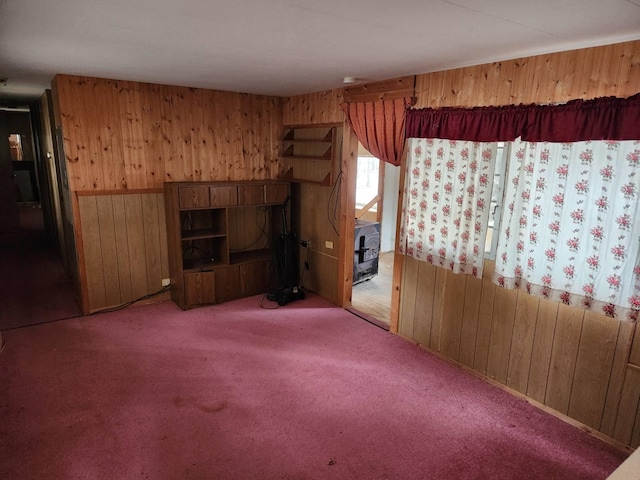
[
  {"x1": 349, "y1": 142, "x2": 399, "y2": 327},
  {"x1": 0, "y1": 103, "x2": 80, "y2": 330}
]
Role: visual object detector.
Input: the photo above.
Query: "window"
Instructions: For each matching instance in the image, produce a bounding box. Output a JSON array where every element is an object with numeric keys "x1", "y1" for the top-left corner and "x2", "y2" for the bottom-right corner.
[
  {"x1": 484, "y1": 142, "x2": 508, "y2": 259},
  {"x1": 356, "y1": 154, "x2": 380, "y2": 212},
  {"x1": 400, "y1": 138, "x2": 498, "y2": 278}
]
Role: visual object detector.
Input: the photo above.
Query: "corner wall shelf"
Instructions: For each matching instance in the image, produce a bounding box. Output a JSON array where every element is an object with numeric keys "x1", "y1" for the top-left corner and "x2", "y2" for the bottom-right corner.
[{"x1": 279, "y1": 126, "x2": 337, "y2": 186}]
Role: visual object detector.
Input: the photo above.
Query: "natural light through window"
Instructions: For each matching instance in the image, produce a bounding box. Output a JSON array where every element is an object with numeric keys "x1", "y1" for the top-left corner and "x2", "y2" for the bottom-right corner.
[
  {"x1": 484, "y1": 142, "x2": 508, "y2": 259},
  {"x1": 356, "y1": 155, "x2": 379, "y2": 211}
]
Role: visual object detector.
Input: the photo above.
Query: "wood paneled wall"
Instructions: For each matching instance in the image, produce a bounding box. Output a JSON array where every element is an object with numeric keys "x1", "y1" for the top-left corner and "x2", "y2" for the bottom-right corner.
[
  {"x1": 399, "y1": 258, "x2": 639, "y2": 448},
  {"x1": 414, "y1": 41, "x2": 640, "y2": 109},
  {"x1": 77, "y1": 193, "x2": 169, "y2": 313},
  {"x1": 398, "y1": 40, "x2": 640, "y2": 449},
  {"x1": 53, "y1": 75, "x2": 284, "y2": 312},
  {"x1": 283, "y1": 89, "x2": 344, "y2": 126},
  {"x1": 54, "y1": 75, "x2": 284, "y2": 191},
  {"x1": 283, "y1": 90, "x2": 345, "y2": 304}
]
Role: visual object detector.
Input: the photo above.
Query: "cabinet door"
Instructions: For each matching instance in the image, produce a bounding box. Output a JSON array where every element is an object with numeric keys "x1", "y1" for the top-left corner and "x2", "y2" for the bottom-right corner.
[
  {"x1": 265, "y1": 183, "x2": 289, "y2": 205},
  {"x1": 241, "y1": 261, "x2": 268, "y2": 296},
  {"x1": 184, "y1": 271, "x2": 215, "y2": 306},
  {"x1": 215, "y1": 266, "x2": 241, "y2": 303},
  {"x1": 238, "y1": 185, "x2": 265, "y2": 205},
  {"x1": 179, "y1": 186, "x2": 210, "y2": 209},
  {"x1": 210, "y1": 186, "x2": 237, "y2": 207}
]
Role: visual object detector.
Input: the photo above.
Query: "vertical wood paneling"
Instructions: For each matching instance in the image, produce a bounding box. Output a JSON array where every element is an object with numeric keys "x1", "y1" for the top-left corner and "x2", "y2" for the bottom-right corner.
[
  {"x1": 526, "y1": 299, "x2": 559, "y2": 402},
  {"x1": 429, "y1": 267, "x2": 447, "y2": 352},
  {"x1": 601, "y1": 321, "x2": 636, "y2": 436},
  {"x1": 545, "y1": 305, "x2": 584, "y2": 414},
  {"x1": 156, "y1": 193, "x2": 170, "y2": 280},
  {"x1": 54, "y1": 75, "x2": 283, "y2": 192},
  {"x1": 141, "y1": 194, "x2": 163, "y2": 292},
  {"x1": 506, "y1": 292, "x2": 539, "y2": 394},
  {"x1": 568, "y1": 312, "x2": 620, "y2": 429},
  {"x1": 630, "y1": 324, "x2": 640, "y2": 367},
  {"x1": 398, "y1": 256, "x2": 419, "y2": 339},
  {"x1": 613, "y1": 365, "x2": 640, "y2": 445},
  {"x1": 473, "y1": 260, "x2": 496, "y2": 374},
  {"x1": 458, "y1": 274, "x2": 483, "y2": 369},
  {"x1": 282, "y1": 89, "x2": 344, "y2": 126},
  {"x1": 412, "y1": 261, "x2": 437, "y2": 347},
  {"x1": 55, "y1": 74, "x2": 284, "y2": 312},
  {"x1": 413, "y1": 40, "x2": 640, "y2": 109},
  {"x1": 95, "y1": 196, "x2": 121, "y2": 306},
  {"x1": 77, "y1": 192, "x2": 170, "y2": 312},
  {"x1": 439, "y1": 272, "x2": 467, "y2": 360},
  {"x1": 78, "y1": 196, "x2": 106, "y2": 309},
  {"x1": 485, "y1": 287, "x2": 518, "y2": 384},
  {"x1": 124, "y1": 194, "x2": 149, "y2": 300},
  {"x1": 304, "y1": 250, "x2": 338, "y2": 305},
  {"x1": 112, "y1": 195, "x2": 133, "y2": 302},
  {"x1": 632, "y1": 403, "x2": 640, "y2": 449}
]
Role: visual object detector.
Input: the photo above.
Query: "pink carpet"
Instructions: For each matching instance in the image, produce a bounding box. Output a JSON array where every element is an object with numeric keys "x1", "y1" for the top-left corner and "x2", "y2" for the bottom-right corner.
[
  {"x1": 0, "y1": 205, "x2": 81, "y2": 330},
  {"x1": 0, "y1": 293, "x2": 628, "y2": 479}
]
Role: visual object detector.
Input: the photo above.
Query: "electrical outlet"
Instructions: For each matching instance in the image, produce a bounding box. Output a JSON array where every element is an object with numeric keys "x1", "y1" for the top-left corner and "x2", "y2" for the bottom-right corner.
[
  {"x1": 325, "y1": 241, "x2": 333, "y2": 249},
  {"x1": 161, "y1": 278, "x2": 171, "y2": 287}
]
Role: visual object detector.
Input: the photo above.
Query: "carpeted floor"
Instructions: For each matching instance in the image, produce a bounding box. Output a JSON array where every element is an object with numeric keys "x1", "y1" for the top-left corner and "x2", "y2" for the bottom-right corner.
[
  {"x1": 0, "y1": 293, "x2": 628, "y2": 479},
  {"x1": 0, "y1": 205, "x2": 81, "y2": 330}
]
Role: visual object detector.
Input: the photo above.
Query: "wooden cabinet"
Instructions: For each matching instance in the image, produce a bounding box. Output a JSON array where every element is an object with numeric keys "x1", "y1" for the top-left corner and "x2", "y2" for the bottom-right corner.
[
  {"x1": 164, "y1": 180, "x2": 289, "y2": 309},
  {"x1": 280, "y1": 125, "x2": 337, "y2": 186}
]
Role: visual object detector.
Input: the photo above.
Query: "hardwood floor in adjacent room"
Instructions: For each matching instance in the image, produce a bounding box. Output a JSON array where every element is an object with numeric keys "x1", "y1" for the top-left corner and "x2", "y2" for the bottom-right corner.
[{"x1": 350, "y1": 251, "x2": 393, "y2": 326}]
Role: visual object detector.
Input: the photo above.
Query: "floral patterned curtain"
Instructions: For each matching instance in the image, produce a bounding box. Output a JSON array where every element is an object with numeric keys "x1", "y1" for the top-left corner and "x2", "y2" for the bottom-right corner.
[
  {"x1": 493, "y1": 138, "x2": 640, "y2": 321},
  {"x1": 400, "y1": 138, "x2": 497, "y2": 278}
]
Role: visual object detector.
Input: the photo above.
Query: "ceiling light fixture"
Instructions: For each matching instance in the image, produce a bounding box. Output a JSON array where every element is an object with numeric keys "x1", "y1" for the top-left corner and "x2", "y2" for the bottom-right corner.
[{"x1": 343, "y1": 76, "x2": 357, "y2": 85}]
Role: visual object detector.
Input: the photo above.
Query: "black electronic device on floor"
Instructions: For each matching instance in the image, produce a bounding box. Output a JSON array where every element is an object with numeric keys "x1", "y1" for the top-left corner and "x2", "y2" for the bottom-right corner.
[
  {"x1": 267, "y1": 196, "x2": 305, "y2": 306},
  {"x1": 353, "y1": 219, "x2": 380, "y2": 285}
]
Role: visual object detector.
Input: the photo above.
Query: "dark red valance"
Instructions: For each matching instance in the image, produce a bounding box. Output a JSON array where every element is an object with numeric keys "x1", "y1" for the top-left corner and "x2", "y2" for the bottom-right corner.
[{"x1": 406, "y1": 93, "x2": 640, "y2": 142}]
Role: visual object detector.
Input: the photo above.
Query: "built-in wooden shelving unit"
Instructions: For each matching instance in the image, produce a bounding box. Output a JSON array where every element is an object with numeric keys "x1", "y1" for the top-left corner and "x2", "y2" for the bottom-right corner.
[{"x1": 280, "y1": 126, "x2": 336, "y2": 186}]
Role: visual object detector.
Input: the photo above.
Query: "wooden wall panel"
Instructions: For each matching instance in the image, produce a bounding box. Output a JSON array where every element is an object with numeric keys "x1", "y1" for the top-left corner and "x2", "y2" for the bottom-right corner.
[
  {"x1": 53, "y1": 75, "x2": 284, "y2": 192},
  {"x1": 544, "y1": 305, "x2": 584, "y2": 415},
  {"x1": 414, "y1": 40, "x2": 640, "y2": 109},
  {"x1": 77, "y1": 193, "x2": 169, "y2": 312},
  {"x1": 412, "y1": 261, "x2": 438, "y2": 347},
  {"x1": 53, "y1": 74, "x2": 285, "y2": 313},
  {"x1": 429, "y1": 267, "x2": 447, "y2": 352},
  {"x1": 506, "y1": 293, "x2": 539, "y2": 395},
  {"x1": 630, "y1": 324, "x2": 640, "y2": 367},
  {"x1": 303, "y1": 249, "x2": 339, "y2": 305},
  {"x1": 398, "y1": 256, "x2": 419, "y2": 339},
  {"x1": 77, "y1": 196, "x2": 107, "y2": 309},
  {"x1": 568, "y1": 313, "x2": 620, "y2": 429},
  {"x1": 95, "y1": 195, "x2": 121, "y2": 307},
  {"x1": 439, "y1": 271, "x2": 466, "y2": 361},
  {"x1": 526, "y1": 299, "x2": 559, "y2": 402},
  {"x1": 601, "y1": 322, "x2": 636, "y2": 436},
  {"x1": 614, "y1": 365, "x2": 640, "y2": 446},
  {"x1": 458, "y1": 274, "x2": 483, "y2": 369},
  {"x1": 112, "y1": 195, "x2": 134, "y2": 301},
  {"x1": 282, "y1": 89, "x2": 344, "y2": 126},
  {"x1": 485, "y1": 287, "x2": 518, "y2": 384},
  {"x1": 473, "y1": 260, "x2": 496, "y2": 374}
]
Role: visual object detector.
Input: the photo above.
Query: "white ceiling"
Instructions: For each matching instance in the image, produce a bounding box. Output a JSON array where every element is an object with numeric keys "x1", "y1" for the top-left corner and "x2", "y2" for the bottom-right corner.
[{"x1": 1, "y1": 0, "x2": 640, "y2": 105}]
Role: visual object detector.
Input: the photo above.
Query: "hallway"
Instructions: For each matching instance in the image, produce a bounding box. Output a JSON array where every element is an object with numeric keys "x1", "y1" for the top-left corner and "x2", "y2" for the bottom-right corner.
[{"x1": 0, "y1": 205, "x2": 80, "y2": 330}]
